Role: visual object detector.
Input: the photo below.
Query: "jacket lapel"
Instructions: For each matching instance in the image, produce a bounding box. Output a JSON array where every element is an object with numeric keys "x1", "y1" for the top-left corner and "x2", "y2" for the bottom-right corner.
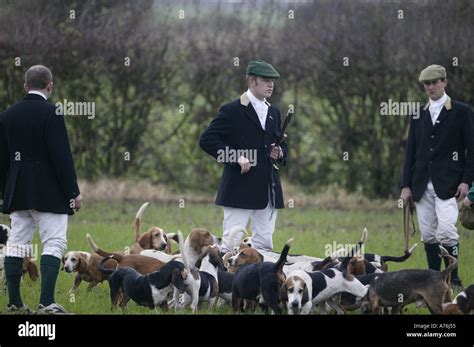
[
  {"x1": 434, "y1": 108, "x2": 449, "y2": 128},
  {"x1": 422, "y1": 108, "x2": 433, "y2": 131},
  {"x1": 423, "y1": 96, "x2": 452, "y2": 129},
  {"x1": 240, "y1": 93, "x2": 265, "y2": 131},
  {"x1": 265, "y1": 107, "x2": 274, "y2": 133}
]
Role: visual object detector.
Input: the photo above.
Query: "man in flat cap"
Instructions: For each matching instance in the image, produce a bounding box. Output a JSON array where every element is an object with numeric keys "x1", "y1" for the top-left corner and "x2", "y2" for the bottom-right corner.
[
  {"x1": 401, "y1": 64, "x2": 474, "y2": 287},
  {"x1": 200, "y1": 60, "x2": 287, "y2": 252}
]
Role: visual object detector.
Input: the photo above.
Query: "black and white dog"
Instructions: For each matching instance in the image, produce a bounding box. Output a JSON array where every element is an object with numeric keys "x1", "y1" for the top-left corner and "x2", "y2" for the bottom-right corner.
[
  {"x1": 449, "y1": 284, "x2": 474, "y2": 314},
  {"x1": 281, "y1": 257, "x2": 368, "y2": 315},
  {"x1": 102, "y1": 255, "x2": 185, "y2": 310},
  {"x1": 172, "y1": 243, "x2": 226, "y2": 312},
  {"x1": 217, "y1": 269, "x2": 235, "y2": 305},
  {"x1": 102, "y1": 231, "x2": 188, "y2": 310},
  {"x1": 232, "y1": 239, "x2": 292, "y2": 314},
  {"x1": 0, "y1": 224, "x2": 9, "y2": 245}
]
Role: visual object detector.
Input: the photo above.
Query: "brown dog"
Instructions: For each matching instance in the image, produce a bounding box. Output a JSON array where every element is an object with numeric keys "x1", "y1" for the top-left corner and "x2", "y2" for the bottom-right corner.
[
  {"x1": 184, "y1": 228, "x2": 221, "y2": 268},
  {"x1": 362, "y1": 248, "x2": 457, "y2": 314},
  {"x1": 87, "y1": 234, "x2": 167, "y2": 275},
  {"x1": 131, "y1": 202, "x2": 177, "y2": 254},
  {"x1": 227, "y1": 248, "x2": 264, "y2": 272},
  {"x1": 22, "y1": 257, "x2": 39, "y2": 281},
  {"x1": 62, "y1": 251, "x2": 117, "y2": 293}
]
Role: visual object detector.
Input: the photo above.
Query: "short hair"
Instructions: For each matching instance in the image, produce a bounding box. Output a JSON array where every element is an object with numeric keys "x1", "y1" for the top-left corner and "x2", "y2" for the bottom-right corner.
[
  {"x1": 246, "y1": 74, "x2": 258, "y2": 86},
  {"x1": 25, "y1": 65, "x2": 53, "y2": 90}
]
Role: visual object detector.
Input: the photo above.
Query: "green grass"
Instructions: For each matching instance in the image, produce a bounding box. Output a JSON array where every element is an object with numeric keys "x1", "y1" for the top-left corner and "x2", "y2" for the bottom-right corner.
[{"x1": 1, "y1": 201, "x2": 472, "y2": 314}]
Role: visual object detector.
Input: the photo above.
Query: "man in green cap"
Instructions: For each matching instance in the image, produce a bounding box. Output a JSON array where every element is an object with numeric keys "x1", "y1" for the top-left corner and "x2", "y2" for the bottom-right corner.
[
  {"x1": 401, "y1": 64, "x2": 474, "y2": 287},
  {"x1": 199, "y1": 60, "x2": 287, "y2": 252}
]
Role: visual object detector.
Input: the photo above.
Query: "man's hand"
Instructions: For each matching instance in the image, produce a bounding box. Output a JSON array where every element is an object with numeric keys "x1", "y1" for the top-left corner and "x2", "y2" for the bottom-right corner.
[
  {"x1": 455, "y1": 183, "x2": 469, "y2": 202},
  {"x1": 270, "y1": 143, "x2": 283, "y2": 160},
  {"x1": 73, "y1": 193, "x2": 83, "y2": 212},
  {"x1": 400, "y1": 187, "x2": 412, "y2": 207},
  {"x1": 463, "y1": 197, "x2": 472, "y2": 208},
  {"x1": 238, "y1": 156, "x2": 251, "y2": 174}
]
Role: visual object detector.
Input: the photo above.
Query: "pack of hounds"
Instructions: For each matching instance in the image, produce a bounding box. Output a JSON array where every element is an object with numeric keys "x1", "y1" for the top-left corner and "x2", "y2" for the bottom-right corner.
[{"x1": 1, "y1": 202, "x2": 473, "y2": 315}]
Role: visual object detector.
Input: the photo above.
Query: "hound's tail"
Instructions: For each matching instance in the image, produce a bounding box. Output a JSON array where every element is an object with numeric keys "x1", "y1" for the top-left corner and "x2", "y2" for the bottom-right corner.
[
  {"x1": 135, "y1": 202, "x2": 150, "y2": 242},
  {"x1": 275, "y1": 238, "x2": 293, "y2": 272},
  {"x1": 99, "y1": 255, "x2": 118, "y2": 274},
  {"x1": 330, "y1": 228, "x2": 367, "y2": 259},
  {"x1": 227, "y1": 225, "x2": 247, "y2": 250},
  {"x1": 86, "y1": 233, "x2": 123, "y2": 262},
  {"x1": 351, "y1": 228, "x2": 368, "y2": 256},
  {"x1": 440, "y1": 246, "x2": 458, "y2": 280},
  {"x1": 380, "y1": 243, "x2": 418, "y2": 263},
  {"x1": 177, "y1": 230, "x2": 190, "y2": 272}
]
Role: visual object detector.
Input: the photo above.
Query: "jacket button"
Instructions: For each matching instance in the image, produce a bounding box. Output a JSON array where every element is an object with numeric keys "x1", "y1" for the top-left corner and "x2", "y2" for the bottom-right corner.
[
  {"x1": 430, "y1": 148, "x2": 433, "y2": 151},
  {"x1": 272, "y1": 183, "x2": 276, "y2": 187},
  {"x1": 431, "y1": 135, "x2": 434, "y2": 138},
  {"x1": 429, "y1": 161, "x2": 432, "y2": 164}
]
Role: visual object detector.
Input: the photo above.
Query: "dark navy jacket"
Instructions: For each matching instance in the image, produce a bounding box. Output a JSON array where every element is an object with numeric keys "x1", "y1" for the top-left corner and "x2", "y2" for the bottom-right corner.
[
  {"x1": 401, "y1": 97, "x2": 474, "y2": 201},
  {"x1": 0, "y1": 94, "x2": 80, "y2": 215},
  {"x1": 199, "y1": 93, "x2": 288, "y2": 209}
]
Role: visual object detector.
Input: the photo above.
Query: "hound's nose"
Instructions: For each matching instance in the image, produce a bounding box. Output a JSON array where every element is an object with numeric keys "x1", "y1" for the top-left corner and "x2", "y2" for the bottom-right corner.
[
  {"x1": 291, "y1": 301, "x2": 299, "y2": 308},
  {"x1": 161, "y1": 242, "x2": 167, "y2": 249},
  {"x1": 228, "y1": 258, "x2": 234, "y2": 266}
]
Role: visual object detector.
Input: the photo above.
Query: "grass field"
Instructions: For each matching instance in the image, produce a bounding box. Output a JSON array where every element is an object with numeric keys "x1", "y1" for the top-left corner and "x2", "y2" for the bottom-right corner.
[{"x1": 1, "y1": 200, "x2": 472, "y2": 315}]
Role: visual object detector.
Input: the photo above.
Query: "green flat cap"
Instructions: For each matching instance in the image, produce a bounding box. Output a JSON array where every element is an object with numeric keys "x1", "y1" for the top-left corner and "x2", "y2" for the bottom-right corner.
[
  {"x1": 419, "y1": 64, "x2": 446, "y2": 83},
  {"x1": 246, "y1": 60, "x2": 280, "y2": 79}
]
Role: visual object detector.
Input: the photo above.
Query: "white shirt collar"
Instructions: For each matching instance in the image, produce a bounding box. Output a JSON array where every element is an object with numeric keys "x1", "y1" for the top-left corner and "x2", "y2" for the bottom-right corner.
[
  {"x1": 28, "y1": 90, "x2": 48, "y2": 100},
  {"x1": 246, "y1": 89, "x2": 267, "y2": 108},
  {"x1": 429, "y1": 92, "x2": 448, "y2": 109}
]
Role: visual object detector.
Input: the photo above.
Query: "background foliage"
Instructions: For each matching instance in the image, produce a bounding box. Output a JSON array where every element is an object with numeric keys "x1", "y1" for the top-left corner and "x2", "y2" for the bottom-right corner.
[{"x1": 1, "y1": 0, "x2": 473, "y2": 198}]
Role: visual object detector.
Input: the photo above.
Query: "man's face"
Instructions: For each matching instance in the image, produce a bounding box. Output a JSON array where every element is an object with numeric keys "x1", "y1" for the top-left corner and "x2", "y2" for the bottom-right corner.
[
  {"x1": 250, "y1": 76, "x2": 275, "y2": 100},
  {"x1": 424, "y1": 79, "x2": 447, "y2": 101}
]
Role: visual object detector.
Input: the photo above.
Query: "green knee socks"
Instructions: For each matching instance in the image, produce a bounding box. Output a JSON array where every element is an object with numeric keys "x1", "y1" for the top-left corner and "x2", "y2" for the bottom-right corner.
[
  {"x1": 39, "y1": 255, "x2": 61, "y2": 306},
  {"x1": 4, "y1": 256, "x2": 24, "y2": 307}
]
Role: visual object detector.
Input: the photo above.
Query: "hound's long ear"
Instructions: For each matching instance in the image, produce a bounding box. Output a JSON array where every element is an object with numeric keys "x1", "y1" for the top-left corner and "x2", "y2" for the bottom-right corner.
[
  {"x1": 172, "y1": 268, "x2": 186, "y2": 291},
  {"x1": 197, "y1": 246, "x2": 211, "y2": 263},
  {"x1": 138, "y1": 231, "x2": 152, "y2": 249},
  {"x1": 319, "y1": 256, "x2": 334, "y2": 270},
  {"x1": 77, "y1": 255, "x2": 88, "y2": 273},
  {"x1": 302, "y1": 284, "x2": 310, "y2": 305},
  {"x1": 209, "y1": 247, "x2": 226, "y2": 271},
  {"x1": 343, "y1": 257, "x2": 357, "y2": 280},
  {"x1": 27, "y1": 260, "x2": 39, "y2": 281},
  {"x1": 279, "y1": 282, "x2": 288, "y2": 302}
]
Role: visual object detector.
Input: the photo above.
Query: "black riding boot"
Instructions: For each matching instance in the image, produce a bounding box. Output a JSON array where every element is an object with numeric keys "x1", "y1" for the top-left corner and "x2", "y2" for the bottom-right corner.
[{"x1": 424, "y1": 242, "x2": 441, "y2": 271}]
